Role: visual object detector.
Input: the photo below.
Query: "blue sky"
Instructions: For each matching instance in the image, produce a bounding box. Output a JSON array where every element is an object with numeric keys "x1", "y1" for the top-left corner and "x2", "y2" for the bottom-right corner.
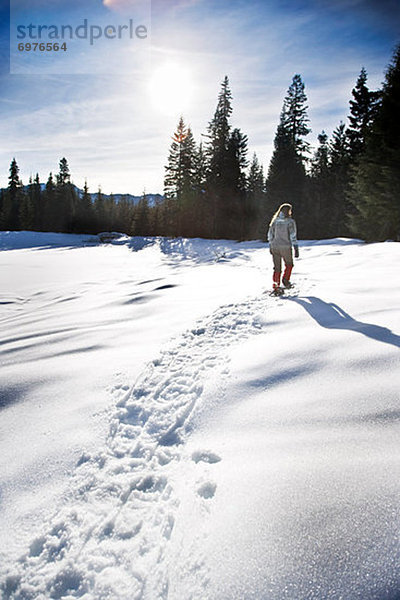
[{"x1": 0, "y1": 0, "x2": 399, "y2": 194}]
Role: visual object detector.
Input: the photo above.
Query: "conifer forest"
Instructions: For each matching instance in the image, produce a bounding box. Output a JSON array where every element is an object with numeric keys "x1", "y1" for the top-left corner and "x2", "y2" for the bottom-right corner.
[{"x1": 1, "y1": 45, "x2": 399, "y2": 242}]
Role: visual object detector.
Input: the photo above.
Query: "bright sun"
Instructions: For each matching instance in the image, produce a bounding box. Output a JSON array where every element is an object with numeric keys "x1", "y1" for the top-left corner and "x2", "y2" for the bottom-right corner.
[{"x1": 148, "y1": 62, "x2": 194, "y2": 116}]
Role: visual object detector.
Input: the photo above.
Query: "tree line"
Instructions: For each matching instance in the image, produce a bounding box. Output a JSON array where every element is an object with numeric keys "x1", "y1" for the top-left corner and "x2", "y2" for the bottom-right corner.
[
  {"x1": 163, "y1": 44, "x2": 399, "y2": 242},
  {"x1": 266, "y1": 47, "x2": 399, "y2": 242},
  {"x1": 1, "y1": 44, "x2": 399, "y2": 241},
  {"x1": 0, "y1": 158, "x2": 161, "y2": 237}
]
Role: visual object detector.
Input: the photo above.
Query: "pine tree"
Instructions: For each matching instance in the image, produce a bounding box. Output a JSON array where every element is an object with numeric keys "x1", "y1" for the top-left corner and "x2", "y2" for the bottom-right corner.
[
  {"x1": 228, "y1": 128, "x2": 249, "y2": 193},
  {"x1": 247, "y1": 153, "x2": 266, "y2": 239},
  {"x1": 247, "y1": 153, "x2": 265, "y2": 197},
  {"x1": 105, "y1": 193, "x2": 116, "y2": 232},
  {"x1": 265, "y1": 76, "x2": 310, "y2": 236},
  {"x1": 329, "y1": 122, "x2": 352, "y2": 235},
  {"x1": 115, "y1": 195, "x2": 133, "y2": 234},
  {"x1": 164, "y1": 117, "x2": 196, "y2": 198},
  {"x1": 207, "y1": 76, "x2": 233, "y2": 179},
  {"x1": 82, "y1": 180, "x2": 90, "y2": 205},
  {"x1": 191, "y1": 142, "x2": 208, "y2": 237},
  {"x1": 308, "y1": 132, "x2": 332, "y2": 237},
  {"x1": 265, "y1": 122, "x2": 307, "y2": 233},
  {"x1": 206, "y1": 76, "x2": 234, "y2": 237},
  {"x1": 164, "y1": 116, "x2": 187, "y2": 200},
  {"x1": 311, "y1": 132, "x2": 329, "y2": 177},
  {"x1": 75, "y1": 180, "x2": 94, "y2": 233},
  {"x1": 94, "y1": 186, "x2": 106, "y2": 232},
  {"x1": 149, "y1": 196, "x2": 163, "y2": 237},
  {"x1": 20, "y1": 175, "x2": 35, "y2": 230},
  {"x1": 55, "y1": 157, "x2": 76, "y2": 232},
  {"x1": 4, "y1": 158, "x2": 23, "y2": 230},
  {"x1": 330, "y1": 122, "x2": 351, "y2": 167},
  {"x1": 164, "y1": 116, "x2": 198, "y2": 236},
  {"x1": 192, "y1": 142, "x2": 207, "y2": 195},
  {"x1": 226, "y1": 128, "x2": 249, "y2": 238},
  {"x1": 348, "y1": 46, "x2": 400, "y2": 241},
  {"x1": 32, "y1": 173, "x2": 43, "y2": 231},
  {"x1": 281, "y1": 74, "x2": 311, "y2": 158},
  {"x1": 347, "y1": 67, "x2": 380, "y2": 158},
  {"x1": 57, "y1": 157, "x2": 71, "y2": 186},
  {"x1": 43, "y1": 173, "x2": 56, "y2": 231},
  {"x1": 178, "y1": 125, "x2": 198, "y2": 236},
  {"x1": 134, "y1": 191, "x2": 150, "y2": 236},
  {"x1": 308, "y1": 124, "x2": 353, "y2": 239}
]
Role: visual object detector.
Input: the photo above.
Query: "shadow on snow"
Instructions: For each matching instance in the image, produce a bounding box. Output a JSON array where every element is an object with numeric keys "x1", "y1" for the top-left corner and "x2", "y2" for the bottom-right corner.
[{"x1": 289, "y1": 296, "x2": 400, "y2": 349}]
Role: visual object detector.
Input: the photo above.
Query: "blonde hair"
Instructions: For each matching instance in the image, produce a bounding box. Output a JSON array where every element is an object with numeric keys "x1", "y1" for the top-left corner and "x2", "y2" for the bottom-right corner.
[{"x1": 269, "y1": 203, "x2": 293, "y2": 226}]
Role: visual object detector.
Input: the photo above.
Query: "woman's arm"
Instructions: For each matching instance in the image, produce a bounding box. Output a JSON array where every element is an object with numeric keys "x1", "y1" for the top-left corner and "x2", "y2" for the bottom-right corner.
[
  {"x1": 289, "y1": 219, "x2": 299, "y2": 257},
  {"x1": 268, "y1": 222, "x2": 275, "y2": 243}
]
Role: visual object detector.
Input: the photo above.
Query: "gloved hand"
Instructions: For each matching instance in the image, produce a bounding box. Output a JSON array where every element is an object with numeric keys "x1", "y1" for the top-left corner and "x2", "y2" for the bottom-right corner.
[
  {"x1": 269, "y1": 245, "x2": 273, "y2": 255},
  {"x1": 294, "y1": 245, "x2": 299, "y2": 258}
]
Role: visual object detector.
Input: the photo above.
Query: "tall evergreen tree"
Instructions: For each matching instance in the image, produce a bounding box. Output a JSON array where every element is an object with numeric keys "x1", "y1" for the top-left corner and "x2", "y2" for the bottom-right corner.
[
  {"x1": 164, "y1": 117, "x2": 196, "y2": 198},
  {"x1": 206, "y1": 76, "x2": 234, "y2": 237},
  {"x1": 207, "y1": 76, "x2": 233, "y2": 177},
  {"x1": 192, "y1": 142, "x2": 207, "y2": 196},
  {"x1": 43, "y1": 173, "x2": 57, "y2": 231},
  {"x1": 265, "y1": 75, "x2": 310, "y2": 236},
  {"x1": 94, "y1": 186, "x2": 107, "y2": 231},
  {"x1": 190, "y1": 142, "x2": 208, "y2": 237},
  {"x1": 226, "y1": 127, "x2": 249, "y2": 238},
  {"x1": 346, "y1": 67, "x2": 380, "y2": 158},
  {"x1": 330, "y1": 122, "x2": 351, "y2": 167},
  {"x1": 32, "y1": 173, "x2": 43, "y2": 231},
  {"x1": 228, "y1": 128, "x2": 249, "y2": 194},
  {"x1": 265, "y1": 122, "x2": 307, "y2": 233},
  {"x1": 56, "y1": 157, "x2": 71, "y2": 186},
  {"x1": 164, "y1": 116, "x2": 188, "y2": 200},
  {"x1": 311, "y1": 131, "x2": 329, "y2": 177},
  {"x1": 75, "y1": 179, "x2": 94, "y2": 233},
  {"x1": 149, "y1": 195, "x2": 163, "y2": 237},
  {"x1": 115, "y1": 195, "x2": 133, "y2": 234},
  {"x1": 20, "y1": 175, "x2": 35, "y2": 230},
  {"x1": 247, "y1": 153, "x2": 265, "y2": 197},
  {"x1": 247, "y1": 153, "x2": 266, "y2": 239},
  {"x1": 329, "y1": 122, "x2": 352, "y2": 235},
  {"x1": 4, "y1": 158, "x2": 23, "y2": 230},
  {"x1": 54, "y1": 157, "x2": 76, "y2": 232},
  {"x1": 105, "y1": 192, "x2": 116, "y2": 231},
  {"x1": 82, "y1": 180, "x2": 90, "y2": 205},
  {"x1": 281, "y1": 74, "x2": 311, "y2": 158},
  {"x1": 348, "y1": 46, "x2": 400, "y2": 241},
  {"x1": 134, "y1": 191, "x2": 150, "y2": 236},
  {"x1": 164, "y1": 116, "x2": 198, "y2": 236},
  {"x1": 308, "y1": 132, "x2": 332, "y2": 237}
]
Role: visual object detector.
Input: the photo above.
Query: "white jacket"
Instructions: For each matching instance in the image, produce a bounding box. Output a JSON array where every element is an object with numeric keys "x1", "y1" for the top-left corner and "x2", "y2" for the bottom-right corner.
[{"x1": 268, "y1": 214, "x2": 298, "y2": 249}]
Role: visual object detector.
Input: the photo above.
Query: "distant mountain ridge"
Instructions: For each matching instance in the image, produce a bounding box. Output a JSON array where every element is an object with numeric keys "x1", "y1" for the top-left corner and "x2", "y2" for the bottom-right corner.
[
  {"x1": 1, "y1": 184, "x2": 164, "y2": 207},
  {"x1": 79, "y1": 188, "x2": 165, "y2": 207}
]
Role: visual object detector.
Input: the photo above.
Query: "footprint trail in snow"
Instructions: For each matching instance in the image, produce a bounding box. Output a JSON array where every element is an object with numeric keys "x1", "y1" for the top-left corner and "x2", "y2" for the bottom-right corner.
[{"x1": 2, "y1": 296, "x2": 269, "y2": 600}]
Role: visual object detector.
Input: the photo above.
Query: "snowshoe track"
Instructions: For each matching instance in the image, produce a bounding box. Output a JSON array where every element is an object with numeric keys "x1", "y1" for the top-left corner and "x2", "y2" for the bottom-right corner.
[{"x1": 1, "y1": 297, "x2": 268, "y2": 600}]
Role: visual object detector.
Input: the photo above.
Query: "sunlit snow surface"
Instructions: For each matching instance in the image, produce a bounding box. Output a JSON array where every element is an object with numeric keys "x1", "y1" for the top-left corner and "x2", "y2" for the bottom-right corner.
[{"x1": 0, "y1": 232, "x2": 400, "y2": 599}]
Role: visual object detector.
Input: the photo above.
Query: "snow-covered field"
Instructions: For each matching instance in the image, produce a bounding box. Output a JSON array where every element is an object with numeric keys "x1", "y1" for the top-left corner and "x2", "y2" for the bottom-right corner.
[{"x1": 1, "y1": 231, "x2": 399, "y2": 600}]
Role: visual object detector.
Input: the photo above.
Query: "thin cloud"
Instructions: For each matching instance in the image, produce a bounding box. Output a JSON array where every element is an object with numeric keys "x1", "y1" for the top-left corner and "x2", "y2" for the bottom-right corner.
[{"x1": 103, "y1": 0, "x2": 144, "y2": 8}]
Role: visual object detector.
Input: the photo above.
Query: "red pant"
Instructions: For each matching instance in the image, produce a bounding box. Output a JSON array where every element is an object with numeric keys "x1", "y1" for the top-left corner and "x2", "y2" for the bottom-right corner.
[{"x1": 271, "y1": 246, "x2": 293, "y2": 286}]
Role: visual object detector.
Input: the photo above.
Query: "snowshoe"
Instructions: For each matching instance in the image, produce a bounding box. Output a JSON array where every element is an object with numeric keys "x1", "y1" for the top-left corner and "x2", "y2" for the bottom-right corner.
[
  {"x1": 270, "y1": 287, "x2": 284, "y2": 297},
  {"x1": 282, "y1": 278, "x2": 293, "y2": 289}
]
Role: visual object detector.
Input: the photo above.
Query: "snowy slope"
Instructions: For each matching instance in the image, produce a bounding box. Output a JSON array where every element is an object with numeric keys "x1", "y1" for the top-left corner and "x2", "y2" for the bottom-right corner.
[{"x1": 1, "y1": 233, "x2": 400, "y2": 599}]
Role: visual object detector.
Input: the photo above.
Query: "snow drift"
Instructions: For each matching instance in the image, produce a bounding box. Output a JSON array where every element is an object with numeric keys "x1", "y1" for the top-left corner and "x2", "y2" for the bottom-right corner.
[{"x1": 0, "y1": 233, "x2": 399, "y2": 599}]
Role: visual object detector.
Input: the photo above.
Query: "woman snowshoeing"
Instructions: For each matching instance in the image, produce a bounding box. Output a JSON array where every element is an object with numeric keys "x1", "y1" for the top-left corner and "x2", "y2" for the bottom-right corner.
[{"x1": 267, "y1": 203, "x2": 299, "y2": 295}]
